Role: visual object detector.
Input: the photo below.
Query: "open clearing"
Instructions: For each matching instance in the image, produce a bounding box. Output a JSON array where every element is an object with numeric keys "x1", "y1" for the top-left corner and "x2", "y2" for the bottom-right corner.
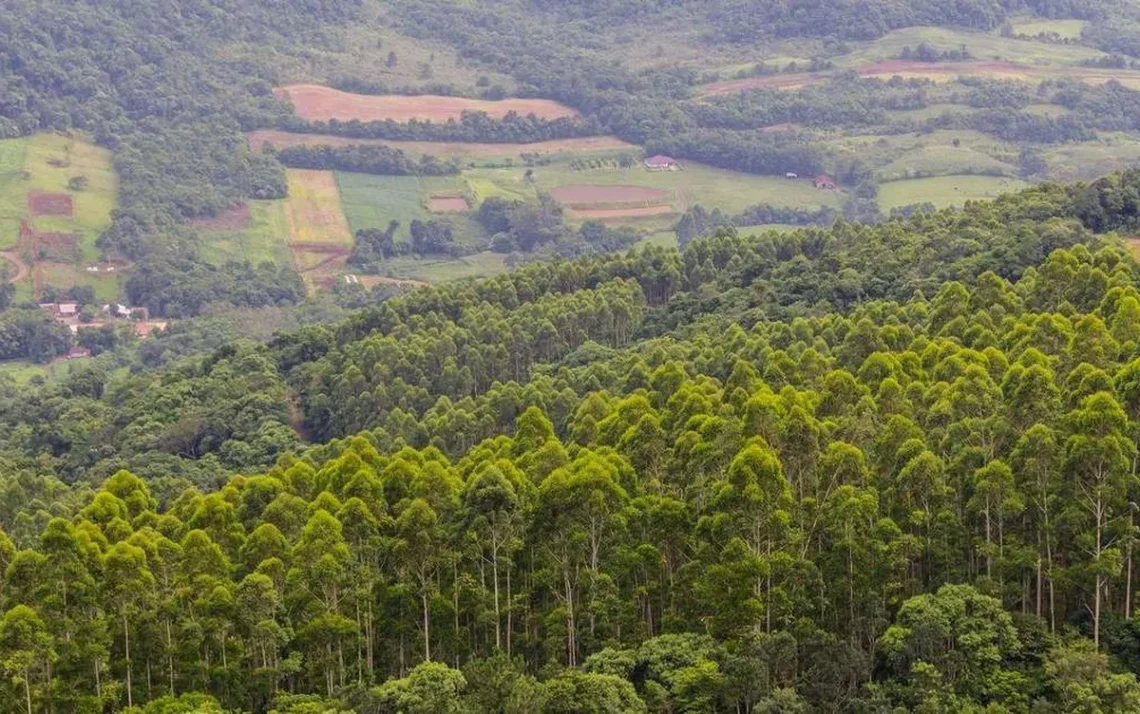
[
  {"x1": 0, "y1": 134, "x2": 118, "y2": 297},
  {"x1": 338, "y1": 173, "x2": 431, "y2": 243},
  {"x1": 550, "y1": 184, "x2": 672, "y2": 208},
  {"x1": 247, "y1": 130, "x2": 635, "y2": 161},
  {"x1": 878, "y1": 174, "x2": 1029, "y2": 211},
  {"x1": 876, "y1": 145, "x2": 1016, "y2": 181},
  {"x1": 198, "y1": 200, "x2": 292, "y2": 268},
  {"x1": 379, "y1": 252, "x2": 508, "y2": 283},
  {"x1": 277, "y1": 85, "x2": 579, "y2": 123},
  {"x1": 522, "y1": 162, "x2": 844, "y2": 216},
  {"x1": 192, "y1": 203, "x2": 250, "y2": 232},
  {"x1": 842, "y1": 26, "x2": 1105, "y2": 67}
]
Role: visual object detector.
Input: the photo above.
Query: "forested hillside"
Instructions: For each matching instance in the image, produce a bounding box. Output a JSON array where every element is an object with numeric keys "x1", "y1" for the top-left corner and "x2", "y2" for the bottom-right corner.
[
  {"x1": 15, "y1": 0, "x2": 1140, "y2": 712},
  {"x1": 5, "y1": 172, "x2": 1140, "y2": 712}
]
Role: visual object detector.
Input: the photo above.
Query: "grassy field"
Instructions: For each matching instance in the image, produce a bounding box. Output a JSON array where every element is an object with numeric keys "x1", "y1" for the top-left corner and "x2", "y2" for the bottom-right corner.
[
  {"x1": 377, "y1": 251, "x2": 509, "y2": 283},
  {"x1": 514, "y1": 162, "x2": 844, "y2": 214},
  {"x1": 199, "y1": 200, "x2": 292, "y2": 267},
  {"x1": 1042, "y1": 133, "x2": 1140, "y2": 182},
  {"x1": 878, "y1": 174, "x2": 1029, "y2": 211},
  {"x1": 876, "y1": 145, "x2": 1016, "y2": 181},
  {"x1": 829, "y1": 129, "x2": 1018, "y2": 174},
  {"x1": 39, "y1": 262, "x2": 121, "y2": 302},
  {"x1": 337, "y1": 173, "x2": 432, "y2": 241},
  {"x1": 284, "y1": 169, "x2": 352, "y2": 245},
  {"x1": 841, "y1": 26, "x2": 1105, "y2": 67},
  {"x1": 0, "y1": 359, "x2": 67, "y2": 385},
  {"x1": 0, "y1": 138, "x2": 28, "y2": 250}
]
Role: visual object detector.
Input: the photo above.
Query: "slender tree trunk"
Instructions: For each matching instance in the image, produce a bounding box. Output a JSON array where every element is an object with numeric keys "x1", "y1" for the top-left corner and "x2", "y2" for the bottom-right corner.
[
  {"x1": 24, "y1": 668, "x2": 32, "y2": 714},
  {"x1": 492, "y1": 541, "x2": 501, "y2": 651},
  {"x1": 1095, "y1": 500, "x2": 1104, "y2": 647},
  {"x1": 564, "y1": 568, "x2": 576, "y2": 667},
  {"x1": 506, "y1": 564, "x2": 513, "y2": 658},
  {"x1": 123, "y1": 615, "x2": 133, "y2": 708},
  {"x1": 422, "y1": 592, "x2": 431, "y2": 662}
]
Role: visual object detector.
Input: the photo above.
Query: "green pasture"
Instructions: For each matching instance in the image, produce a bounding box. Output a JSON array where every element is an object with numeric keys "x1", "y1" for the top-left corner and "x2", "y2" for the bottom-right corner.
[
  {"x1": 199, "y1": 200, "x2": 292, "y2": 268},
  {"x1": 878, "y1": 174, "x2": 1029, "y2": 211},
  {"x1": 840, "y1": 26, "x2": 1105, "y2": 67}
]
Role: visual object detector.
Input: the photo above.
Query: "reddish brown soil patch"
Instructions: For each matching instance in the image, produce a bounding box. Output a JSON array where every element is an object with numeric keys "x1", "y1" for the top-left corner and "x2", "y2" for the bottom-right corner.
[
  {"x1": 428, "y1": 196, "x2": 469, "y2": 213},
  {"x1": 191, "y1": 204, "x2": 250, "y2": 232},
  {"x1": 276, "y1": 84, "x2": 579, "y2": 123},
  {"x1": 551, "y1": 184, "x2": 672, "y2": 209},
  {"x1": 28, "y1": 192, "x2": 73, "y2": 217},
  {"x1": 247, "y1": 130, "x2": 634, "y2": 156},
  {"x1": 36, "y1": 232, "x2": 81, "y2": 262},
  {"x1": 573, "y1": 205, "x2": 676, "y2": 222}
]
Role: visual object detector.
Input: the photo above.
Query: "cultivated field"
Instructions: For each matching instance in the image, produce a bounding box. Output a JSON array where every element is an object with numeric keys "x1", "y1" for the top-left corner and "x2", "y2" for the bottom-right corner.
[
  {"x1": 529, "y1": 162, "x2": 845, "y2": 215},
  {"x1": 277, "y1": 85, "x2": 579, "y2": 123},
  {"x1": 878, "y1": 174, "x2": 1029, "y2": 211},
  {"x1": 0, "y1": 133, "x2": 119, "y2": 297},
  {"x1": 427, "y1": 196, "x2": 469, "y2": 213},
  {"x1": 282, "y1": 169, "x2": 353, "y2": 283},
  {"x1": 337, "y1": 173, "x2": 432, "y2": 241}
]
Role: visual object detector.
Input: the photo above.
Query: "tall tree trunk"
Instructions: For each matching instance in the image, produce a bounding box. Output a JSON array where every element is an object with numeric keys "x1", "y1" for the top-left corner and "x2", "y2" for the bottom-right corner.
[
  {"x1": 123, "y1": 615, "x2": 133, "y2": 708},
  {"x1": 492, "y1": 541, "x2": 502, "y2": 651},
  {"x1": 422, "y1": 592, "x2": 431, "y2": 662},
  {"x1": 564, "y1": 568, "x2": 576, "y2": 667}
]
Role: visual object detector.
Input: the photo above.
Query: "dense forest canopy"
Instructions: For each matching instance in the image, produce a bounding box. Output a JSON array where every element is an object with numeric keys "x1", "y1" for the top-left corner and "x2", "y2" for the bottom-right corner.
[
  {"x1": 12, "y1": 0, "x2": 1140, "y2": 712},
  {"x1": 1, "y1": 171, "x2": 1140, "y2": 712}
]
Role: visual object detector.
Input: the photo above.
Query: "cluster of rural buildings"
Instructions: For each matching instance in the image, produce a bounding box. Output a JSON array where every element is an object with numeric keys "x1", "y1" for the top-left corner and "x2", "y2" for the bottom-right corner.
[{"x1": 39, "y1": 301, "x2": 169, "y2": 360}]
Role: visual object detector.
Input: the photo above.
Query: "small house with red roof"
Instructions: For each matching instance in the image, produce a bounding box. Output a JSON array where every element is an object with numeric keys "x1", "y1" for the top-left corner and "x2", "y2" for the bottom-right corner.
[{"x1": 644, "y1": 155, "x2": 681, "y2": 171}]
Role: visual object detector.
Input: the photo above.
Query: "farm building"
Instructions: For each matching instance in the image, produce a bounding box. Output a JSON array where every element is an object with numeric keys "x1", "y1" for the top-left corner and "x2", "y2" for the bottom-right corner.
[
  {"x1": 644, "y1": 155, "x2": 681, "y2": 171},
  {"x1": 813, "y1": 175, "x2": 837, "y2": 190}
]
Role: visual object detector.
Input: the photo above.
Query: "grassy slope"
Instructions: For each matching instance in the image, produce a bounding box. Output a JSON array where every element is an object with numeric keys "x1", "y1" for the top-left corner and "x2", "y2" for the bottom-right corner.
[
  {"x1": 0, "y1": 138, "x2": 28, "y2": 250},
  {"x1": 878, "y1": 174, "x2": 1029, "y2": 211},
  {"x1": 840, "y1": 26, "x2": 1106, "y2": 66},
  {"x1": 199, "y1": 200, "x2": 292, "y2": 267}
]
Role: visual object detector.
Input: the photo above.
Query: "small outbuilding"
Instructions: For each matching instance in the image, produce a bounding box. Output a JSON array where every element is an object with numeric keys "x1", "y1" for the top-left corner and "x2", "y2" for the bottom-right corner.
[
  {"x1": 644, "y1": 155, "x2": 681, "y2": 171},
  {"x1": 813, "y1": 175, "x2": 837, "y2": 190}
]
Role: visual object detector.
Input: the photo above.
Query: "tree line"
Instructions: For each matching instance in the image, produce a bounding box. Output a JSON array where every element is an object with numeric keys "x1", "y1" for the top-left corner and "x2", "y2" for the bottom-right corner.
[{"x1": 267, "y1": 144, "x2": 460, "y2": 177}]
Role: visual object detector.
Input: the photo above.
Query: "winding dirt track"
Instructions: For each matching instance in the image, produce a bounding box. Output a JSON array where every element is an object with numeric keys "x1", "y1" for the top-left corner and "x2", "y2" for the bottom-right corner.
[{"x1": 0, "y1": 251, "x2": 29, "y2": 283}]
